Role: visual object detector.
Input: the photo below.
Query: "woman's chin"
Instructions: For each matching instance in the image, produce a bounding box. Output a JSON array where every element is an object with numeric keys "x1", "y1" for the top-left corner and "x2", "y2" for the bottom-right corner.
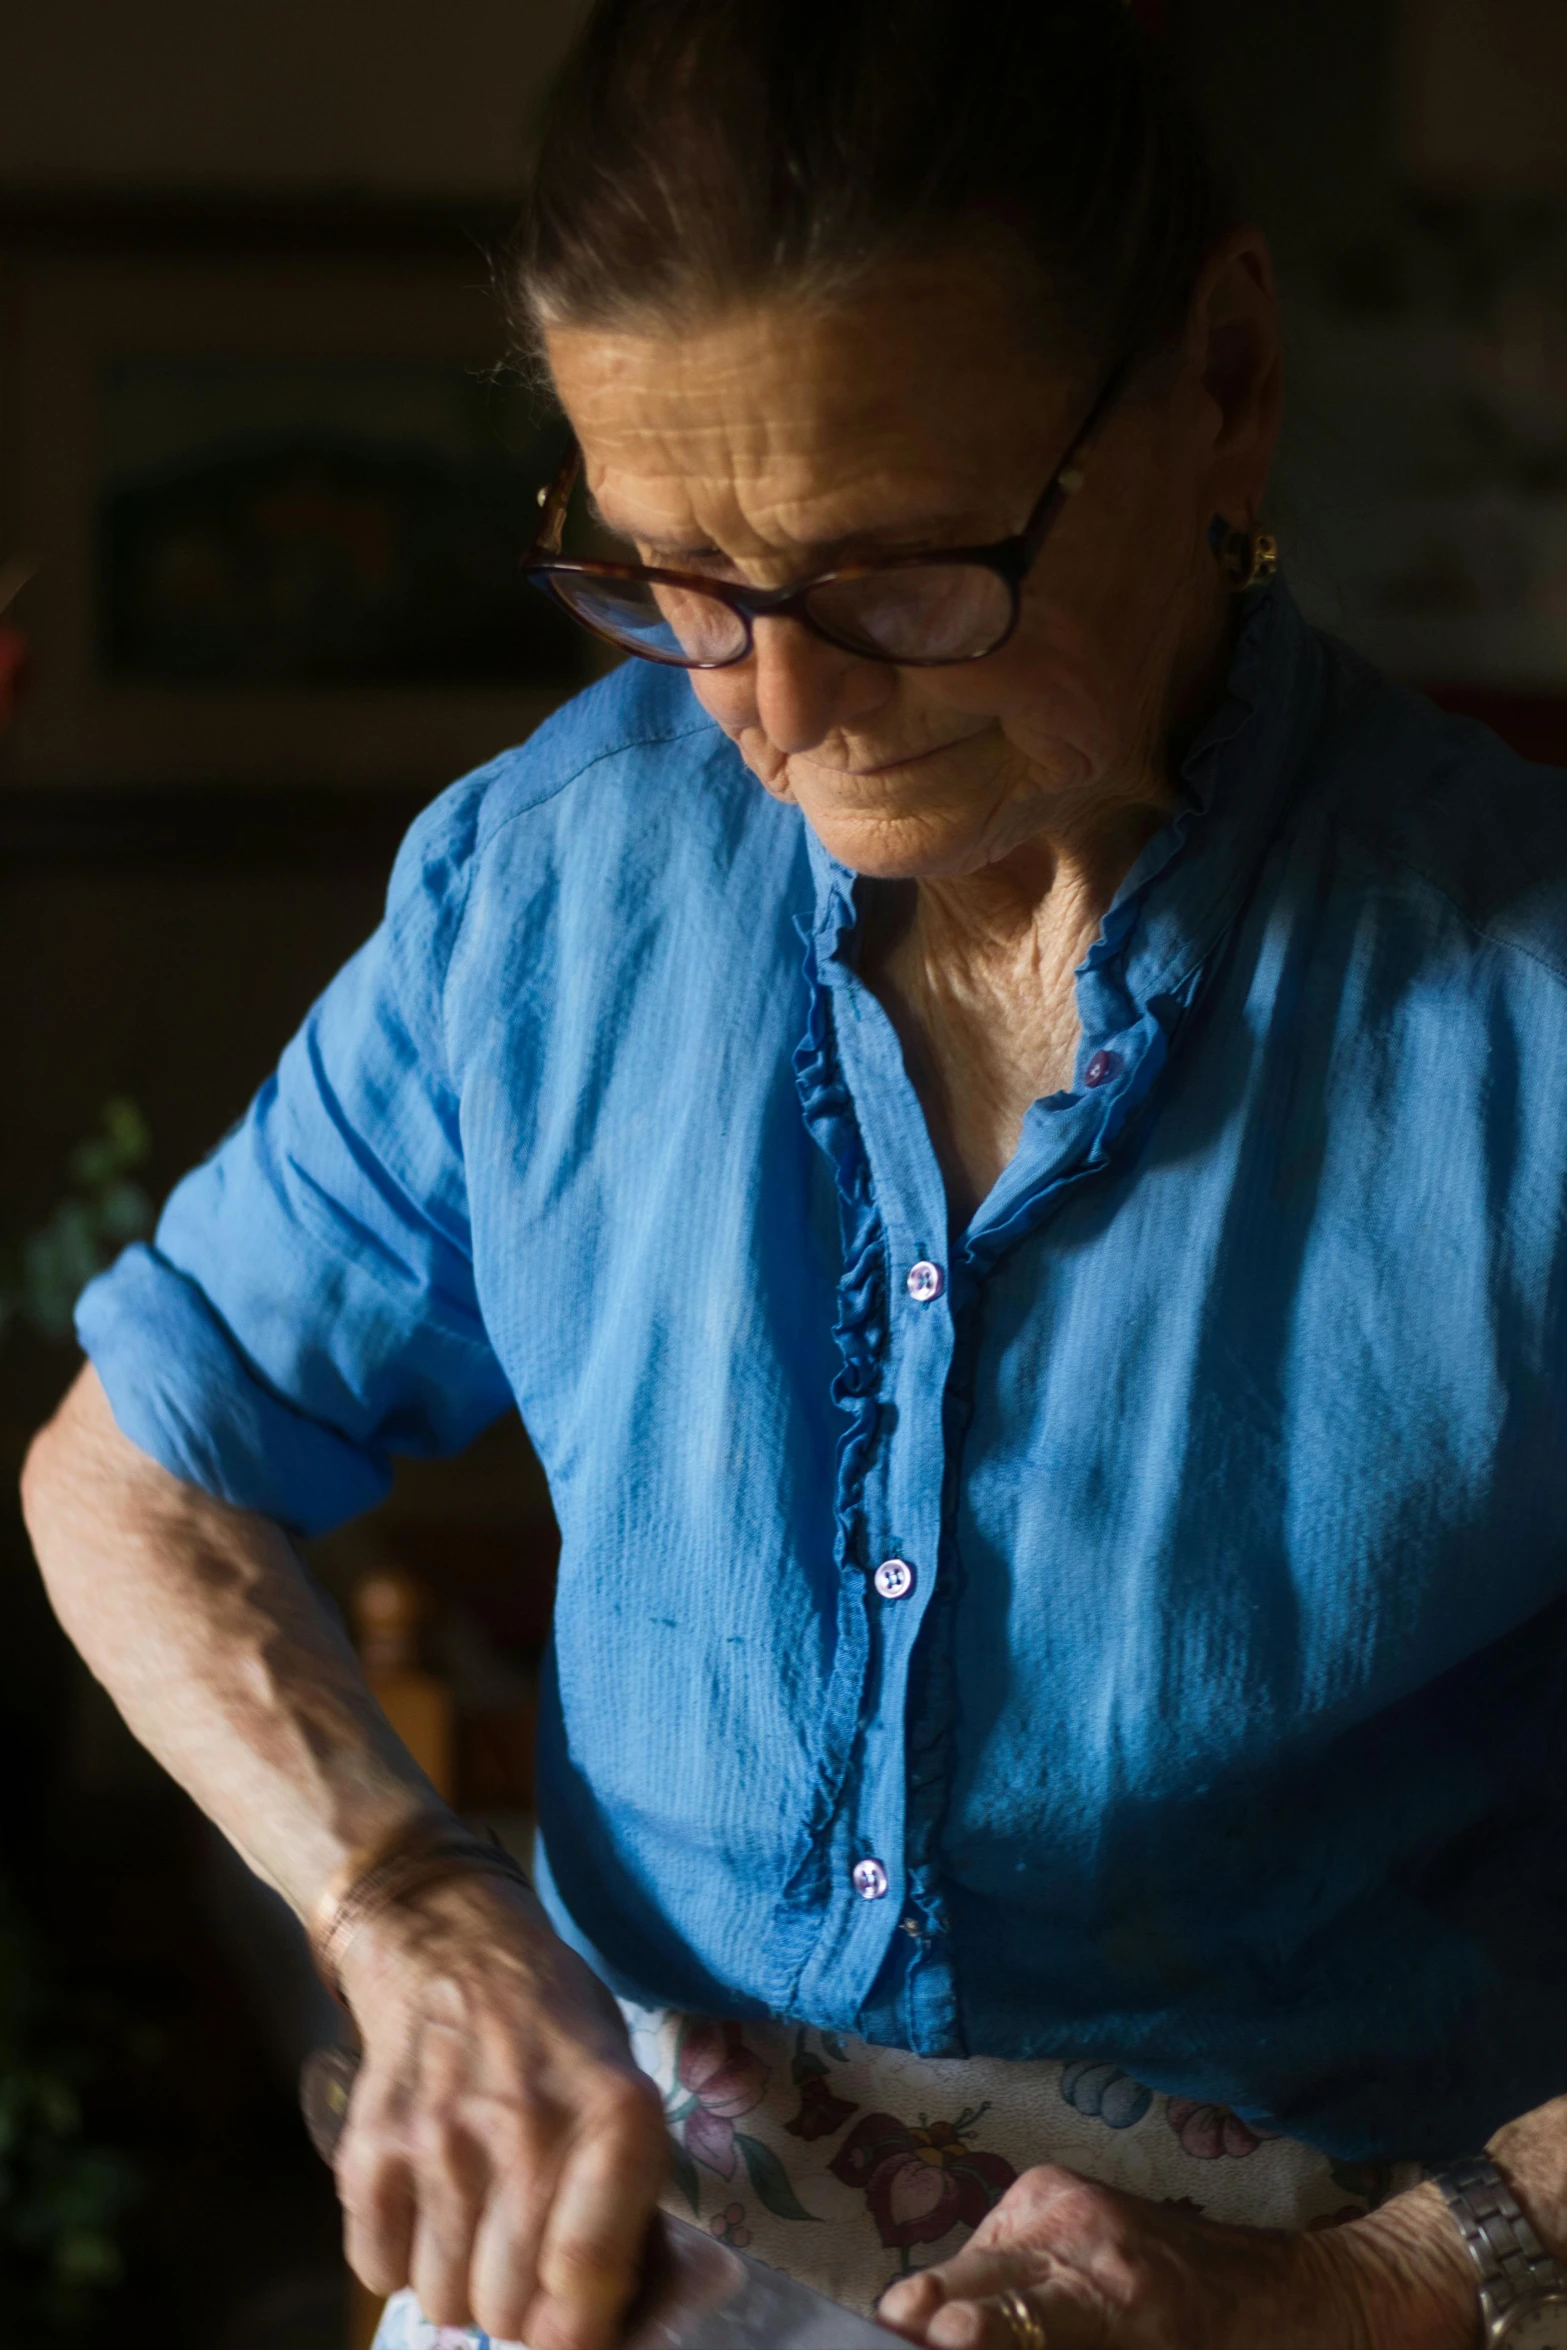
[
  {"x1": 798, "y1": 799, "x2": 1016, "y2": 882},
  {"x1": 781, "y1": 743, "x2": 1094, "y2": 883}
]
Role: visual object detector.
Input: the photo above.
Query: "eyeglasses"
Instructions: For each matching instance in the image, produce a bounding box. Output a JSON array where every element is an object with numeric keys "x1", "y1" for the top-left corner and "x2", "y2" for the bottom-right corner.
[{"x1": 521, "y1": 357, "x2": 1131, "y2": 671}]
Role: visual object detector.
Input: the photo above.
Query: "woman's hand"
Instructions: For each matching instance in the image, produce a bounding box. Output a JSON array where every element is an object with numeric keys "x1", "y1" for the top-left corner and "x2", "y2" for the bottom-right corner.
[
  {"x1": 876, "y1": 2163, "x2": 1478, "y2": 2350},
  {"x1": 333, "y1": 1868, "x2": 668, "y2": 2350}
]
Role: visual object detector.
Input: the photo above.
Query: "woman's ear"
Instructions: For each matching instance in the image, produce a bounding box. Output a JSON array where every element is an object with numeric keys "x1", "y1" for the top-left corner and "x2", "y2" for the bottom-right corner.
[{"x1": 1185, "y1": 228, "x2": 1284, "y2": 529}]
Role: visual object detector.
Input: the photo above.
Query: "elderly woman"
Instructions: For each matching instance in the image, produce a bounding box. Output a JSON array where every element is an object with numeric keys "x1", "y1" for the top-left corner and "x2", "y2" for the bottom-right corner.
[{"x1": 23, "y1": 1, "x2": 1567, "y2": 2345}]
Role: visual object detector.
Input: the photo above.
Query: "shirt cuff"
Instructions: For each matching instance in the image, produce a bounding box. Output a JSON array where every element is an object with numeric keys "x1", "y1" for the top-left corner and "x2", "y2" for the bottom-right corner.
[{"x1": 76, "y1": 1242, "x2": 393, "y2": 1536}]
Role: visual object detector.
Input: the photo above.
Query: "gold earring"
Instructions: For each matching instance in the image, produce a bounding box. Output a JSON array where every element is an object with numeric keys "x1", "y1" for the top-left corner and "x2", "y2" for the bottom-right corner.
[{"x1": 1216, "y1": 523, "x2": 1279, "y2": 594}]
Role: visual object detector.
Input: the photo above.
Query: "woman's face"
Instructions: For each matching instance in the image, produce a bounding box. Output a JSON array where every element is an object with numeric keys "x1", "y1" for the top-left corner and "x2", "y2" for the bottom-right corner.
[{"x1": 545, "y1": 241, "x2": 1280, "y2": 881}]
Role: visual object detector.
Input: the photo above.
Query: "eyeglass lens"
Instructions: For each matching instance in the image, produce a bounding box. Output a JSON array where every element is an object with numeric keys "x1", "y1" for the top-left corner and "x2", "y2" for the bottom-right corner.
[
  {"x1": 541, "y1": 563, "x2": 1016, "y2": 668},
  {"x1": 805, "y1": 567, "x2": 1015, "y2": 662},
  {"x1": 543, "y1": 574, "x2": 748, "y2": 667}
]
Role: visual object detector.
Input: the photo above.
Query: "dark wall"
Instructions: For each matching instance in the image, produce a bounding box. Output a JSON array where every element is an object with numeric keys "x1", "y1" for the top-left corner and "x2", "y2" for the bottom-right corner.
[
  {"x1": 2, "y1": 799, "x2": 399, "y2": 1240},
  {"x1": 0, "y1": 789, "x2": 556, "y2": 2350}
]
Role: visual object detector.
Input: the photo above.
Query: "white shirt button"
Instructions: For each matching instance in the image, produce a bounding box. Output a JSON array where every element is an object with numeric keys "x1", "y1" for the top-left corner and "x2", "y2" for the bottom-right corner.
[
  {"x1": 873, "y1": 1557, "x2": 915, "y2": 1601},
  {"x1": 906, "y1": 1260, "x2": 944, "y2": 1303},
  {"x1": 852, "y1": 1857, "x2": 889, "y2": 1901}
]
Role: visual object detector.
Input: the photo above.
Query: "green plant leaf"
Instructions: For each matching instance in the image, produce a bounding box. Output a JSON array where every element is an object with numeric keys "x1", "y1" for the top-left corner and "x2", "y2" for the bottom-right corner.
[
  {"x1": 22, "y1": 1218, "x2": 91, "y2": 1339},
  {"x1": 0, "y1": 1880, "x2": 139, "y2": 2326},
  {"x1": 67, "y1": 1141, "x2": 115, "y2": 1190},
  {"x1": 101, "y1": 1098, "x2": 150, "y2": 1164},
  {"x1": 56, "y1": 2227, "x2": 123, "y2": 2286},
  {"x1": 36, "y1": 2077, "x2": 80, "y2": 2137},
  {"x1": 734, "y1": 2133, "x2": 820, "y2": 2222},
  {"x1": 98, "y1": 1181, "x2": 152, "y2": 1243},
  {"x1": 2, "y1": 1100, "x2": 154, "y2": 1350}
]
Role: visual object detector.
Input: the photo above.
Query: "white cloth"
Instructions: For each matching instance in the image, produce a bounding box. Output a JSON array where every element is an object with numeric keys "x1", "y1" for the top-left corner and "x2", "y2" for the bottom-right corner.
[{"x1": 372, "y1": 2005, "x2": 1422, "y2": 2344}]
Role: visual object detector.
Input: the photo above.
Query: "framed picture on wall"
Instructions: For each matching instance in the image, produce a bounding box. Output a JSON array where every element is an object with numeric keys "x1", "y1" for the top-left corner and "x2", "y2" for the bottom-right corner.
[{"x1": 0, "y1": 229, "x2": 597, "y2": 790}]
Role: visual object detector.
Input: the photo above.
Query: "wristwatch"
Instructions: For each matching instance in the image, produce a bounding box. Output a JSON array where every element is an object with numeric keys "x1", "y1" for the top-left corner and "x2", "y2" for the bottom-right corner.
[{"x1": 1432, "y1": 2157, "x2": 1567, "y2": 2347}]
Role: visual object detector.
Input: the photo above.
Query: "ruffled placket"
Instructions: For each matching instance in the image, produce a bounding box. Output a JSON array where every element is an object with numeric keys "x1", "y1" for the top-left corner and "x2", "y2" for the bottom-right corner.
[{"x1": 759, "y1": 918, "x2": 894, "y2": 2012}]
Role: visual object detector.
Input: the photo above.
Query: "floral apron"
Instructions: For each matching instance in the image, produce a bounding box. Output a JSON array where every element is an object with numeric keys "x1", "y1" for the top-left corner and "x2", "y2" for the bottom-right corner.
[{"x1": 372, "y1": 2004, "x2": 1424, "y2": 2346}]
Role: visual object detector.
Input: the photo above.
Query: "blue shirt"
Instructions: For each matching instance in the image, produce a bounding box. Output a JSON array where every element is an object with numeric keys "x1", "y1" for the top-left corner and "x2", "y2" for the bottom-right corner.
[{"x1": 78, "y1": 582, "x2": 1567, "y2": 2161}]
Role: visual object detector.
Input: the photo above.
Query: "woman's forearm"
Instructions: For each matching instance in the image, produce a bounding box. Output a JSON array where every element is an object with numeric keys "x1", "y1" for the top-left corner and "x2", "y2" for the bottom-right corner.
[
  {"x1": 23, "y1": 1366, "x2": 669, "y2": 2350},
  {"x1": 21, "y1": 1363, "x2": 445, "y2": 1915}
]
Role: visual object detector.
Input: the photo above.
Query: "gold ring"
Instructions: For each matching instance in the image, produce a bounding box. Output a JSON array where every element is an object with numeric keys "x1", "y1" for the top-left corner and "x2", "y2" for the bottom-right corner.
[{"x1": 995, "y1": 2286, "x2": 1048, "y2": 2350}]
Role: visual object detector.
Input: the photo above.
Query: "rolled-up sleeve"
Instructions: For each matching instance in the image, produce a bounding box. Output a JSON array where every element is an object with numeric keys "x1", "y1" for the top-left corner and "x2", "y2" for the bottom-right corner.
[{"x1": 75, "y1": 782, "x2": 513, "y2": 1536}]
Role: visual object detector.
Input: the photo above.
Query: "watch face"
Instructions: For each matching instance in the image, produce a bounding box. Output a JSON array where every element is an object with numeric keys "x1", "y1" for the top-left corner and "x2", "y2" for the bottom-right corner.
[{"x1": 1496, "y1": 2295, "x2": 1567, "y2": 2349}]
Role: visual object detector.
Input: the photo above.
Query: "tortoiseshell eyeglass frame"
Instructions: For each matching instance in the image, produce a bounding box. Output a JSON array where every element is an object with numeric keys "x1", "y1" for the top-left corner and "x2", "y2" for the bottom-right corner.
[{"x1": 520, "y1": 353, "x2": 1135, "y2": 671}]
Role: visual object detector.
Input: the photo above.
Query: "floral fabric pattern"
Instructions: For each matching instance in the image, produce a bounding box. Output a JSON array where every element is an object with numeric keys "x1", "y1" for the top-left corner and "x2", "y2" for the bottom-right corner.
[
  {"x1": 829, "y1": 2107, "x2": 1016, "y2": 2262},
  {"x1": 1166, "y1": 2097, "x2": 1281, "y2": 2161},
  {"x1": 670, "y1": 2018, "x2": 770, "y2": 2181},
  {"x1": 1060, "y1": 2059, "x2": 1154, "y2": 2130},
  {"x1": 708, "y1": 2200, "x2": 753, "y2": 2248},
  {"x1": 372, "y1": 2010, "x2": 1425, "y2": 2344},
  {"x1": 785, "y1": 2025, "x2": 861, "y2": 2141}
]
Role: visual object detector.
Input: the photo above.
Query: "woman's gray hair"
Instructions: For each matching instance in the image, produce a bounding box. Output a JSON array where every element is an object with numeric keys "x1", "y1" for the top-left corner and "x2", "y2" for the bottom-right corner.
[{"x1": 513, "y1": 0, "x2": 1224, "y2": 377}]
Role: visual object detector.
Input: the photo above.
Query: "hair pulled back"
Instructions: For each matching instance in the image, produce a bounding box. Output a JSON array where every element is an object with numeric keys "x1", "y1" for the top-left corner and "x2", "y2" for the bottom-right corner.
[{"x1": 516, "y1": 0, "x2": 1224, "y2": 373}]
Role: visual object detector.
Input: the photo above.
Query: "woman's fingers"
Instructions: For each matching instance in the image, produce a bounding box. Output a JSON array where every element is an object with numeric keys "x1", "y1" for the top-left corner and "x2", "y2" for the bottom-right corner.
[
  {"x1": 336, "y1": 2067, "x2": 418, "y2": 2297},
  {"x1": 882, "y1": 2243, "x2": 1056, "y2": 2338},
  {"x1": 351, "y1": 2076, "x2": 658, "y2": 2347},
  {"x1": 519, "y1": 2073, "x2": 669, "y2": 2350},
  {"x1": 882, "y1": 2270, "x2": 1065, "y2": 2350},
  {"x1": 466, "y1": 2150, "x2": 554, "y2": 2346},
  {"x1": 406, "y1": 2105, "x2": 491, "y2": 2326},
  {"x1": 883, "y1": 2272, "x2": 1097, "y2": 2350},
  {"x1": 926, "y1": 2291, "x2": 1070, "y2": 2350},
  {"x1": 879, "y1": 2268, "x2": 950, "y2": 2337},
  {"x1": 339, "y1": 2152, "x2": 417, "y2": 2301}
]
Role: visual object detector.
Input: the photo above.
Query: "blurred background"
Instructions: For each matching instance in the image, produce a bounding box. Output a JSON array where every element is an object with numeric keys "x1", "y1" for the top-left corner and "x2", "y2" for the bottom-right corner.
[{"x1": 0, "y1": 1, "x2": 1564, "y2": 2343}]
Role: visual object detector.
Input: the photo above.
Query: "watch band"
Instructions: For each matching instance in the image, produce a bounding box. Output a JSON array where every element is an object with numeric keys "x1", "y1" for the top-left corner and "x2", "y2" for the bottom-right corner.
[{"x1": 1432, "y1": 2156, "x2": 1567, "y2": 2340}]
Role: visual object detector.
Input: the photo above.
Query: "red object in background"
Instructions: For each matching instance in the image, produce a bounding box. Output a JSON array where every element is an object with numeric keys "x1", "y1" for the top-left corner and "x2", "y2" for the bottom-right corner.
[
  {"x1": 0, "y1": 622, "x2": 34, "y2": 729},
  {"x1": 1125, "y1": 0, "x2": 1167, "y2": 34}
]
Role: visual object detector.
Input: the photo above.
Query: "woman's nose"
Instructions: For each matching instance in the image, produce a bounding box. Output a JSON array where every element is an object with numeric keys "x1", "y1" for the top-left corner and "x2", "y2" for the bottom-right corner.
[{"x1": 748, "y1": 615, "x2": 890, "y2": 752}]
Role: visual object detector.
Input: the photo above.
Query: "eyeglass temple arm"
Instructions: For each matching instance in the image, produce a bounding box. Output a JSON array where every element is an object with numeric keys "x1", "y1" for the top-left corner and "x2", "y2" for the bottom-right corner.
[
  {"x1": 530, "y1": 440, "x2": 583, "y2": 560},
  {"x1": 1018, "y1": 355, "x2": 1138, "y2": 561}
]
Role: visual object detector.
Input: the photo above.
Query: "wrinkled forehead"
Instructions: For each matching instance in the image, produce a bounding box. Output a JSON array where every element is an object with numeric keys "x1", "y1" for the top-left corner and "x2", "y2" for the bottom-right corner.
[{"x1": 543, "y1": 265, "x2": 1088, "y2": 554}]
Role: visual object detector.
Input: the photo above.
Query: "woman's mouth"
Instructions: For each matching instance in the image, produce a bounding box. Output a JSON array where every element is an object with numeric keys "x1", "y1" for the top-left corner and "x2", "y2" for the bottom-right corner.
[{"x1": 807, "y1": 739, "x2": 969, "y2": 780}]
